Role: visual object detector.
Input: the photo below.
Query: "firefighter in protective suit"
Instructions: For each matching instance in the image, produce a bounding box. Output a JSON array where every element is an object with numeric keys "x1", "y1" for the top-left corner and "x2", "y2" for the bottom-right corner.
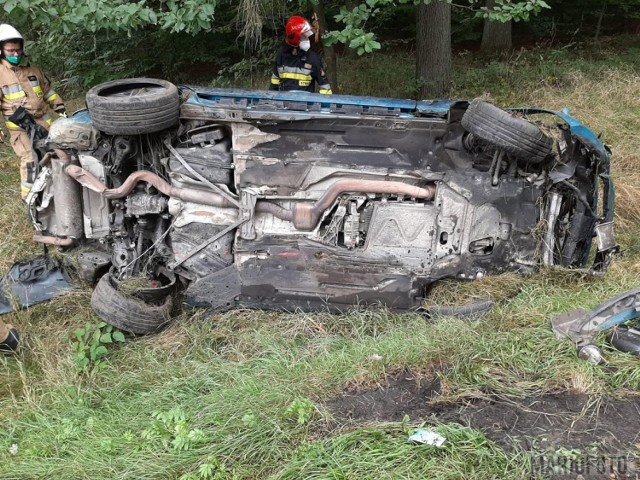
[
  {"x1": 0, "y1": 319, "x2": 19, "y2": 353},
  {"x1": 0, "y1": 24, "x2": 66, "y2": 199},
  {"x1": 269, "y1": 16, "x2": 332, "y2": 94}
]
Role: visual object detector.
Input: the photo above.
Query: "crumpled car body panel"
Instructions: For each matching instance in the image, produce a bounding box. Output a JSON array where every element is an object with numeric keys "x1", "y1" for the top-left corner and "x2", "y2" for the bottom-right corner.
[{"x1": 23, "y1": 81, "x2": 616, "y2": 325}]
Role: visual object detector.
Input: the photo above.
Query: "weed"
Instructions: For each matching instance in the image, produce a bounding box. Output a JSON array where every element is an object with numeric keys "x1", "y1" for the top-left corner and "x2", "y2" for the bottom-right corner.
[
  {"x1": 142, "y1": 407, "x2": 207, "y2": 451},
  {"x1": 179, "y1": 456, "x2": 238, "y2": 480},
  {"x1": 69, "y1": 321, "x2": 125, "y2": 373},
  {"x1": 285, "y1": 398, "x2": 316, "y2": 425}
]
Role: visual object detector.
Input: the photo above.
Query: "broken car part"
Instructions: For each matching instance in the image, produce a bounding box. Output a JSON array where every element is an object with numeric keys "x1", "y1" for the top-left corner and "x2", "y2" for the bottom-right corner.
[
  {"x1": 551, "y1": 288, "x2": 640, "y2": 346},
  {"x1": 22, "y1": 78, "x2": 615, "y2": 333},
  {"x1": 0, "y1": 256, "x2": 74, "y2": 315},
  {"x1": 607, "y1": 325, "x2": 640, "y2": 356},
  {"x1": 551, "y1": 288, "x2": 640, "y2": 360}
]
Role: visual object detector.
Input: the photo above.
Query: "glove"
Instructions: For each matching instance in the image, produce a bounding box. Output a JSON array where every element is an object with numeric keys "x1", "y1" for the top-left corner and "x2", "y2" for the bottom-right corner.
[{"x1": 55, "y1": 108, "x2": 67, "y2": 118}]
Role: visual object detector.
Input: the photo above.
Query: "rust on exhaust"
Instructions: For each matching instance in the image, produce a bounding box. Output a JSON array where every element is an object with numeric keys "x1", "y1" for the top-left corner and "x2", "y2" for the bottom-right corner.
[
  {"x1": 65, "y1": 165, "x2": 435, "y2": 232},
  {"x1": 33, "y1": 234, "x2": 75, "y2": 246},
  {"x1": 65, "y1": 165, "x2": 238, "y2": 209},
  {"x1": 259, "y1": 179, "x2": 436, "y2": 231},
  {"x1": 38, "y1": 151, "x2": 53, "y2": 168}
]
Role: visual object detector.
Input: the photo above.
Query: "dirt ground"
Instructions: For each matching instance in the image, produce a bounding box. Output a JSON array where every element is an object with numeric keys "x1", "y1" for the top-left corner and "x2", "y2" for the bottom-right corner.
[{"x1": 326, "y1": 368, "x2": 640, "y2": 479}]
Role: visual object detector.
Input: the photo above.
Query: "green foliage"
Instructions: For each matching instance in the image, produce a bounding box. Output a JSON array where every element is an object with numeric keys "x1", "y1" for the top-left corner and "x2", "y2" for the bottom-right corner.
[
  {"x1": 324, "y1": 0, "x2": 551, "y2": 55},
  {"x1": 210, "y1": 38, "x2": 278, "y2": 89},
  {"x1": 285, "y1": 398, "x2": 316, "y2": 425},
  {"x1": 142, "y1": 407, "x2": 207, "y2": 451},
  {"x1": 324, "y1": 2, "x2": 387, "y2": 54},
  {"x1": 179, "y1": 456, "x2": 237, "y2": 480},
  {"x1": 3, "y1": 0, "x2": 219, "y2": 35},
  {"x1": 478, "y1": 0, "x2": 551, "y2": 23},
  {"x1": 70, "y1": 321, "x2": 125, "y2": 373},
  {"x1": 22, "y1": 26, "x2": 243, "y2": 92},
  {"x1": 276, "y1": 423, "x2": 530, "y2": 478}
]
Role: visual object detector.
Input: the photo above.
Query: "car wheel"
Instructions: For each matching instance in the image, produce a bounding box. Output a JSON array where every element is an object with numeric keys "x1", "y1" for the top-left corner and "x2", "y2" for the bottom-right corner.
[
  {"x1": 90, "y1": 272, "x2": 174, "y2": 334},
  {"x1": 85, "y1": 78, "x2": 180, "y2": 135},
  {"x1": 607, "y1": 325, "x2": 640, "y2": 356},
  {"x1": 461, "y1": 99, "x2": 553, "y2": 164}
]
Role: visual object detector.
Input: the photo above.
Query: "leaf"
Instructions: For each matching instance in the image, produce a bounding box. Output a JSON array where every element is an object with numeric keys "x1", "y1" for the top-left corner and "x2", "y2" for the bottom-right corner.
[
  {"x1": 100, "y1": 332, "x2": 113, "y2": 344},
  {"x1": 198, "y1": 463, "x2": 214, "y2": 478},
  {"x1": 3, "y1": 0, "x2": 17, "y2": 14},
  {"x1": 112, "y1": 331, "x2": 126, "y2": 343},
  {"x1": 75, "y1": 5, "x2": 89, "y2": 17},
  {"x1": 94, "y1": 345, "x2": 108, "y2": 358}
]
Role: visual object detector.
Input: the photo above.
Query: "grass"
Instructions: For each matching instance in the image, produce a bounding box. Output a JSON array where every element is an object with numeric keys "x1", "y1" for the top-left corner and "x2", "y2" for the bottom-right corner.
[{"x1": 2, "y1": 35, "x2": 640, "y2": 479}]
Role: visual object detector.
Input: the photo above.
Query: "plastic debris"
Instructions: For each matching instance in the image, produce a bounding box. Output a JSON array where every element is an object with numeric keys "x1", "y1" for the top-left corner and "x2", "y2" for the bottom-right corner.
[{"x1": 407, "y1": 429, "x2": 446, "y2": 447}]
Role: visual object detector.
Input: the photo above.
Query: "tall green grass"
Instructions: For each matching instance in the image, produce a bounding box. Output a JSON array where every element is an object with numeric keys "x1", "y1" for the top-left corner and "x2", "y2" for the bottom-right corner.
[{"x1": 2, "y1": 35, "x2": 640, "y2": 479}]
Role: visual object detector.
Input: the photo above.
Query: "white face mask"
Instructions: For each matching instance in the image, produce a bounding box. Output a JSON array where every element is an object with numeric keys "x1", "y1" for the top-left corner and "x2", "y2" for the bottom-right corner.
[{"x1": 299, "y1": 40, "x2": 311, "y2": 51}]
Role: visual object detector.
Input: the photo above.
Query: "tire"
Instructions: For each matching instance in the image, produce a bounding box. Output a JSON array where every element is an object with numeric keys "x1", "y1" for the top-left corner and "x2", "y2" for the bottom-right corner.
[
  {"x1": 86, "y1": 78, "x2": 180, "y2": 135},
  {"x1": 91, "y1": 272, "x2": 174, "y2": 334},
  {"x1": 461, "y1": 99, "x2": 553, "y2": 163},
  {"x1": 607, "y1": 326, "x2": 640, "y2": 356}
]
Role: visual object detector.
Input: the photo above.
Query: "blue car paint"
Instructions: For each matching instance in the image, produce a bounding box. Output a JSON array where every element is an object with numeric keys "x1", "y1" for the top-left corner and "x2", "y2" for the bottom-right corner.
[
  {"x1": 183, "y1": 86, "x2": 460, "y2": 118},
  {"x1": 69, "y1": 109, "x2": 93, "y2": 124},
  {"x1": 513, "y1": 107, "x2": 609, "y2": 159},
  {"x1": 600, "y1": 309, "x2": 640, "y2": 331},
  {"x1": 182, "y1": 87, "x2": 607, "y2": 153}
]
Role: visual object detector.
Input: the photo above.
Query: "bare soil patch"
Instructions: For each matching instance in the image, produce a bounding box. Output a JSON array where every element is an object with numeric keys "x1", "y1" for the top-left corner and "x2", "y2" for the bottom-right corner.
[{"x1": 327, "y1": 368, "x2": 640, "y2": 478}]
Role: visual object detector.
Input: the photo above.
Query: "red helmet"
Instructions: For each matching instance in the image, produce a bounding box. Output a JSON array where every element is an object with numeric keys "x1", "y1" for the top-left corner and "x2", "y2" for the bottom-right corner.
[{"x1": 285, "y1": 16, "x2": 314, "y2": 47}]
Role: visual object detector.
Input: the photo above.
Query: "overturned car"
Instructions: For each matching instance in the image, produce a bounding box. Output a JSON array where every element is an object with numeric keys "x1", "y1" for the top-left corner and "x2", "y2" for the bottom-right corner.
[{"x1": 25, "y1": 78, "x2": 616, "y2": 333}]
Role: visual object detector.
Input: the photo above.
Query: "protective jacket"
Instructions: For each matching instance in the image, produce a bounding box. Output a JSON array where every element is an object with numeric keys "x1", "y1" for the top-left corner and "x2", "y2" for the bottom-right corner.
[
  {"x1": 269, "y1": 44, "x2": 332, "y2": 94},
  {"x1": 0, "y1": 56, "x2": 64, "y2": 130}
]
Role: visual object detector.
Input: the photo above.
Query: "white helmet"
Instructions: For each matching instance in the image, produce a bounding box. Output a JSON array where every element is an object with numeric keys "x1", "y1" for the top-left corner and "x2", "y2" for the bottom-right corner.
[{"x1": 0, "y1": 24, "x2": 24, "y2": 45}]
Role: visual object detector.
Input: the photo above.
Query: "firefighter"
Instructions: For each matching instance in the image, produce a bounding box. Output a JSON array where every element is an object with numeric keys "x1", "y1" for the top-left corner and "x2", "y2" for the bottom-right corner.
[
  {"x1": 269, "y1": 16, "x2": 332, "y2": 94},
  {"x1": 0, "y1": 319, "x2": 19, "y2": 353},
  {"x1": 0, "y1": 24, "x2": 66, "y2": 199}
]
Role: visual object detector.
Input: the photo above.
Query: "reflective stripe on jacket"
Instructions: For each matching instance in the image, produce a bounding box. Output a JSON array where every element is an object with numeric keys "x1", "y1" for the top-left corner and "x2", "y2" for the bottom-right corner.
[
  {"x1": 269, "y1": 44, "x2": 332, "y2": 94},
  {"x1": 0, "y1": 57, "x2": 64, "y2": 129}
]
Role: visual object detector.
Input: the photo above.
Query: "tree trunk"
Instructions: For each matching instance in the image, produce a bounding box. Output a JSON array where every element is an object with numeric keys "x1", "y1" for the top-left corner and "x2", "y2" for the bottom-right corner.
[
  {"x1": 480, "y1": 0, "x2": 512, "y2": 53},
  {"x1": 312, "y1": 0, "x2": 338, "y2": 93},
  {"x1": 416, "y1": 0, "x2": 451, "y2": 98},
  {"x1": 595, "y1": 1, "x2": 607, "y2": 42}
]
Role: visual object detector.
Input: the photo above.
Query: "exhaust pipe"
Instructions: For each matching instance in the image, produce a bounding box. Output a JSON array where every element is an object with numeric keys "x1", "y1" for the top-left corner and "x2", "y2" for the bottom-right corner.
[
  {"x1": 257, "y1": 179, "x2": 436, "y2": 231},
  {"x1": 65, "y1": 165, "x2": 238, "y2": 209}
]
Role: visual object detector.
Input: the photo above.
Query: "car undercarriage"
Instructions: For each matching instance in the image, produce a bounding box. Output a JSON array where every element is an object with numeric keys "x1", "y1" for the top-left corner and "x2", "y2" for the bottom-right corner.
[{"x1": 20, "y1": 78, "x2": 617, "y2": 333}]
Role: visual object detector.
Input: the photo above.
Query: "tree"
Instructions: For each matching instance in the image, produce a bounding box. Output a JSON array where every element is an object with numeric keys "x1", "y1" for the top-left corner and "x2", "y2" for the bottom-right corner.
[
  {"x1": 416, "y1": 0, "x2": 451, "y2": 97},
  {"x1": 311, "y1": 1, "x2": 339, "y2": 93},
  {"x1": 325, "y1": 0, "x2": 550, "y2": 98},
  {"x1": 3, "y1": 0, "x2": 219, "y2": 35},
  {"x1": 481, "y1": 0, "x2": 513, "y2": 53}
]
